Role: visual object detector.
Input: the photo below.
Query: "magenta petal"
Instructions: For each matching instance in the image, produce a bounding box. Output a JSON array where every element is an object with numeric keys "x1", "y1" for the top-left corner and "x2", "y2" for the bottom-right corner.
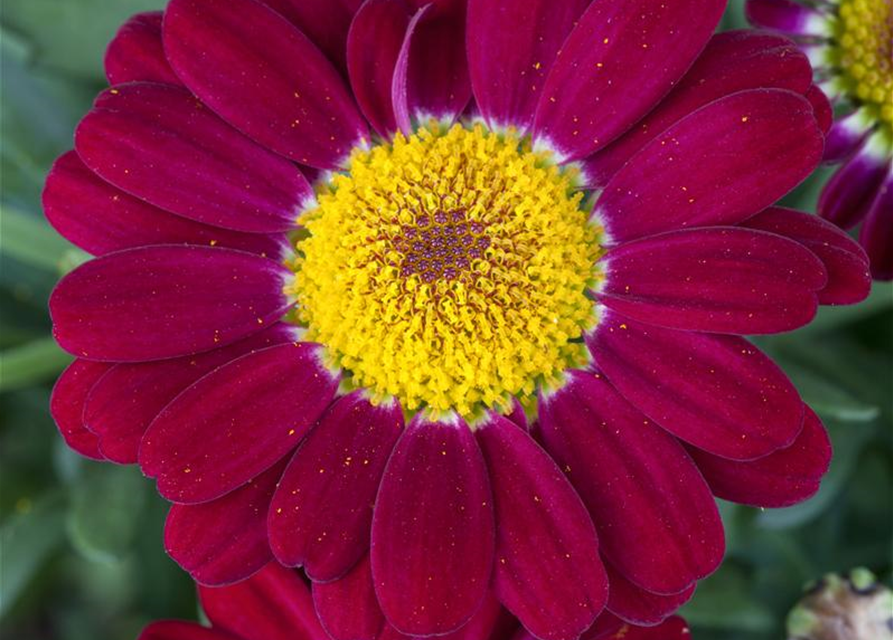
[
  {"x1": 467, "y1": 0, "x2": 589, "y2": 132},
  {"x1": 506, "y1": 398, "x2": 528, "y2": 431},
  {"x1": 607, "y1": 616, "x2": 692, "y2": 640},
  {"x1": 861, "y1": 172, "x2": 893, "y2": 281},
  {"x1": 164, "y1": 0, "x2": 367, "y2": 169},
  {"x1": 383, "y1": 593, "x2": 506, "y2": 640},
  {"x1": 85, "y1": 324, "x2": 295, "y2": 464},
  {"x1": 605, "y1": 561, "x2": 695, "y2": 626},
  {"x1": 104, "y1": 12, "x2": 181, "y2": 86},
  {"x1": 50, "y1": 245, "x2": 291, "y2": 361},
  {"x1": 140, "y1": 342, "x2": 339, "y2": 503},
  {"x1": 399, "y1": 0, "x2": 471, "y2": 124},
  {"x1": 43, "y1": 151, "x2": 287, "y2": 258},
  {"x1": 371, "y1": 414, "x2": 495, "y2": 636},
  {"x1": 347, "y1": 0, "x2": 410, "y2": 138},
  {"x1": 199, "y1": 563, "x2": 329, "y2": 640},
  {"x1": 819, "y1": 141, "x2": 890, "y2": 229},
  {"x1": 269, "y1": 392, "x2": 403, "y2": 582},
  {"x1": 589, "y1": 312, "x2": 804, "y2": 460},
  {"x1": 539, "y1": 371, "x2": 724, "y2": 595},
  {"x1": 598, "y1": 227, "x2": 827, "y2": 335},
  {"x1": 436, "y1": 593, "x2": 504, "y2": 640},
  {"x1": 377, "y1": 593, "x2": 507, "y2": 640},
  {"x1": 165, "y1": 459, "x2": 285, "y2": 586},
  {"x1": 312, "y1": 555, "x2": 385, "y2": 640},
  {"x1": 391, "y1": 5, "x2": 433, "y2": 137},
  {"x1": 579, "y1": 614, "x2": 624, "y2": 640},
  {"x1": 742, "y1": 207, "x2": 871, "y2": 305},
  {"x1": 583, "y1": 31, "x2": 812, "y2": 188},
  {"x1": 687, "y1": 407, "x2": 832, "y2": 508},
  {"x1": 76, "y1": 83, "x2": 309, "y2": 233},
  {"x1": 582, "y1": 615, "x2": 694, "y2": 640},
  {"x1": 594, "y1": 90, "x2": 823, "y2": 242},
  {"x1": 532, "y1": 0, "x2": 725, "y2": 161},
  {"x1": 805, "y1": 85, "x2": 832, "y2": 134},
  {"x1": 50, "y1": 360, "x2": 111, "y2": 460},
  {"x1": 258, "y1": 0, "x2": 360, "y2": 73},
  {"x1": 138, "y1": 622, "x2": 238, "y2": 640},
  {"x1": 477, "y1": 414, "x2": 607, "y2": 640},
  {"x1": 824, "y1": 110, "x2": 871, "y2": 163},
  {"x1": 746, "y1": 0, "x2": 827, "y2": 36}
]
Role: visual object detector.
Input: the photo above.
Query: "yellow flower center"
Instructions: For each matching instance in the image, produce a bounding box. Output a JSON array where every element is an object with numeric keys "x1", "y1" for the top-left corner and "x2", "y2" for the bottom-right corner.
[
  {"x1": 833, "y1": 0, "x2": 893, "y2": 129},
  {"x1": 289, "y1": 123, "x2": 602, "y2": 419}
]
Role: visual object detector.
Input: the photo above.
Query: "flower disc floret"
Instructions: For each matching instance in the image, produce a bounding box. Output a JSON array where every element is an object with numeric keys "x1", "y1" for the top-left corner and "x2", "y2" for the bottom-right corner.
[
  {"x1": 832, "y1": 0, "x2": 893, "y2": 129},
  {"x1": 291, "y1": 123, "x2": 601, "y2": 417}
]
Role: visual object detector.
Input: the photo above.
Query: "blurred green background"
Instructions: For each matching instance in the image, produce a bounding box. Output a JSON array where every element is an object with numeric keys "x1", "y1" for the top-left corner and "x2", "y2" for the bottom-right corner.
[{"x1": 0, "y1": 1, "x2": 890, "y2": 639}]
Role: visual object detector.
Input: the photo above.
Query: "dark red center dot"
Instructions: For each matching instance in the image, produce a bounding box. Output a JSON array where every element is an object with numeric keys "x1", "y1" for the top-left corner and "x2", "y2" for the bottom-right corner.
[{"x1": 394, "y1": 209, "x2": 491, "y2": 282}]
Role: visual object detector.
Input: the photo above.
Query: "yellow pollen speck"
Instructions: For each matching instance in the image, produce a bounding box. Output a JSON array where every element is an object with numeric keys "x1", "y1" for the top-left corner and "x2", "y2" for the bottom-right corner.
[
  {"x1": 832, "y1": 0, "x2": 893, "y2": 130},
  {"x1": 289, "y1": 123, "x2": 601, "y2": 418}
]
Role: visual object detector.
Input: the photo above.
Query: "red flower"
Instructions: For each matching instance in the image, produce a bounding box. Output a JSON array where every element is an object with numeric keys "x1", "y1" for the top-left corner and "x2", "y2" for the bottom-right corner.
[
  {"x1": 46, "y1": 1, "x2": 869, "y2": 639},
  {"x1": 138, "y1": 563, "x2": 688, "y2": 640},
  {"x1": 747, "y1": 0, "x2": 893, "y2": 280}
]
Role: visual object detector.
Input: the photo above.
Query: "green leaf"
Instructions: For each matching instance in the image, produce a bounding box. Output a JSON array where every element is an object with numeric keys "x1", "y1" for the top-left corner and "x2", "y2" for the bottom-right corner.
[
  {"x1": 779, "y1": 165, "x2": 837, "y2": 213},
  {"x1": 755, "y1": 337, "x2": 881, "y2": 423},
  {"x1": 1, "y1": 48, "x2": 90, "y2": 201},
  {"x1": 66, "y1": 464, "x2": 147, "y2": 564},
  {"x1": 719, "y1": 0, "x2": 748, "y2": 31},
  {"x1": 0, "y1": 23, "x2": 33, "y2": 62},
  {"x1": 757, "y1": 420, "x2": 876, "y2": 529},
  {"x1": 776, "y1": 334, "x2": 891, "y2": 427},
  {"x1": 798, "y1": 282, "x2": 893, "y2": 335},
  {"x1": 0, "y1": 325, "x2": 38, "y2": 349},
  {"x1": 0, "y1": 336, "x2": 72, "y2": 391},
  {"x1": 756, "y1": 334, "x2": 888, "y2": 426},
  {"x1": 681, "y1": 563, "x2": 777, "y2": 633},
  {"x1": 1, "y1": 205, "x2": 88, "y2": 273},
  {"x1": 0, "y1": 491, "x2": 67, "y2": 619},
  {"x1": 780, "y1": 361, "x2": 879, "y2": 422},
  {"x1": 3, "y1": 0, "x2": 167, "y2": 80}
]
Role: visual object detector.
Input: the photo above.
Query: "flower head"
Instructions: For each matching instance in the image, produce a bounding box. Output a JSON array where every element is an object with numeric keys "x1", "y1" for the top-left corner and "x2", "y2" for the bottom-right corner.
[
  {"x1": 46, "y1": 1, "x2": 871, "y2": 639},
  {"x1": 747, "y1": 0, "x2": 893, "y2": 279},
  {"x1": 293, "y1": 123, "x2": 598, "y2": 416},
  {"x1": 786, "y1": 568, "x2": 893, "y2": 640}
]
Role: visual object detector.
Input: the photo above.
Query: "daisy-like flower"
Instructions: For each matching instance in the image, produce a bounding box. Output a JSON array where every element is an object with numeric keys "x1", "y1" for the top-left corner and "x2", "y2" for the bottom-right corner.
[
  {"x1": 747, "y1": 0, "x2": 893, "y2": 279},
  {"x1": 46, "y1": 0, "x2": 871, "y2": 639},
  {"x1": 140, "y1": 562, "x2": 688, "y2": 640}
]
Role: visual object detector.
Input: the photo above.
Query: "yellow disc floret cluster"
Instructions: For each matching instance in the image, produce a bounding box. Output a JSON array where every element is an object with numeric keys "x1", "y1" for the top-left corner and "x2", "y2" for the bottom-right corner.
[
  {"x1": 833, "y1": 0, "x2": 893, "y2": 129},
  {"x1": 289, "y1": 123, "x2": 601, "y2": 418}
]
